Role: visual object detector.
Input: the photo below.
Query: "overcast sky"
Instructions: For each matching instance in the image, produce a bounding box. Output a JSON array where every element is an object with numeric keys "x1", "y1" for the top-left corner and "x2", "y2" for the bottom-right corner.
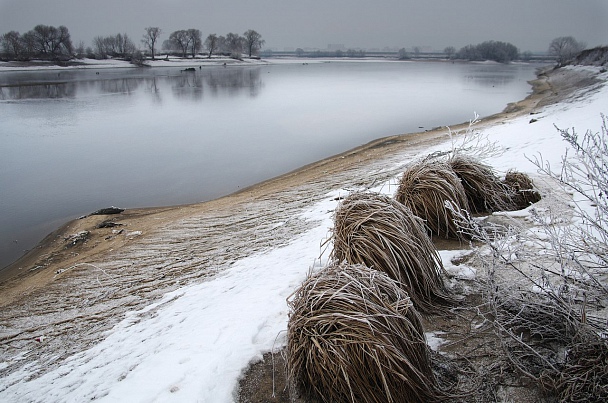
[{"x1": 1, "y1": 0, "x2": 606, "y2": 52}]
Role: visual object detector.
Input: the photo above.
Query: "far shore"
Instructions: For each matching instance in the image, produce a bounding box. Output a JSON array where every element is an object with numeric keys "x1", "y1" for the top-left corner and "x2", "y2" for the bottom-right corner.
[
  {"x1": 0, "y1": 54, "x2": 544, "y2": 73},
  {"x1": 0, "y1": 62, "x2": 599, "y2": 307},
  {"x1": 0, "y1": 55, "x2": 269, "y2": 72}
]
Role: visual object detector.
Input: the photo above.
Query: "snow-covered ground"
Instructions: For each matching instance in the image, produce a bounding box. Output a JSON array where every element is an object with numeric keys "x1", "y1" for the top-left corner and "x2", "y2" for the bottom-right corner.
[
  {"x1": 0, "y1": 55, "x2": 311, "y2": 71},
  {"x1": 0, "y1": 65, "x2": 606, "y2": 402}
]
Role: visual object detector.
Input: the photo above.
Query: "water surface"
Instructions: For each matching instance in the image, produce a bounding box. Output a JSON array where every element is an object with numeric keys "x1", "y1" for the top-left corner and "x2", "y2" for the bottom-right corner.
[{"x1": 0, "y1": 61, "x2": 539, "y2": 268}]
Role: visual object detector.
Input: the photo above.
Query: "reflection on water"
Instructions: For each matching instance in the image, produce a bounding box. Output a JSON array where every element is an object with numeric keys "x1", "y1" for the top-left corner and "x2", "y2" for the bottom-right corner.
[
  {"x1": 0, "y1": 83, "x2": 77, "y2": 99},
  {"x1": 0, "y1": 61, "x2": 539, "y2": 268},
  {"x1": 0, "y1": 67, "x2": 264, "y2": 101},
  {"x1": 464, "y1": 65, "x2": 524, "y2": 87},
  {"x1": 99, "y1": 78, "x2": 140, "y2": 95}
]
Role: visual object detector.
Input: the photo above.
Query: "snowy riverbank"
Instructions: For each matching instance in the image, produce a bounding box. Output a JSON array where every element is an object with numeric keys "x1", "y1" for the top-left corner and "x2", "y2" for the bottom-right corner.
[
  {"x1": 0, "y1": 55, "x2": 369, "y2": 72},
  {"x1": 0, "y1": 65, "x2": 606, "y2": 402}
]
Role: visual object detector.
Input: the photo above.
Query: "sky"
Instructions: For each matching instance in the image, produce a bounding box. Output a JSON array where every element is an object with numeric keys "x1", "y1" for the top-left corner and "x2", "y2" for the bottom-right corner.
[{"x1": 0, "y1": 0, "x2": 607, "y2": 52}]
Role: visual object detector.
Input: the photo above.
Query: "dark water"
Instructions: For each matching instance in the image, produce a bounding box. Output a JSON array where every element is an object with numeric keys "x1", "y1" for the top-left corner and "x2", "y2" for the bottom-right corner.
[{"x1": 0, "y1": 60, "x2": 539, "y2": 268}]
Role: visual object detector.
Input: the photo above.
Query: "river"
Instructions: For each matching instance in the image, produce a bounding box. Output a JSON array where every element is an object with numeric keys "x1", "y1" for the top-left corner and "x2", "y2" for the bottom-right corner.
[{"x1": 0, "y1": 60, "x2": 539, "y2": 268}]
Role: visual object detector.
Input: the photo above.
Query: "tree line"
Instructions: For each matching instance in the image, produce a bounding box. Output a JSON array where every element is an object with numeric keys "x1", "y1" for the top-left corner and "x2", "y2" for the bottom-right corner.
[
  {"x1": 0, "y1": 24, "x2": 589, "y2": 66},
  {"x1": 0, "y1": 24, "x2": 265, "y2": 62},
  {"x1": 162, "y1": 30, "x2": 265, "y2": 60},
  {"x1": 293, "y1": 48, "x2": 367, "y2": 58},
  {"x1": 448, "y1": 37, "x2": 585, "y2": 64},
  {"x1": 449, "y1": 40, "x2": 520, "y2": 63}
]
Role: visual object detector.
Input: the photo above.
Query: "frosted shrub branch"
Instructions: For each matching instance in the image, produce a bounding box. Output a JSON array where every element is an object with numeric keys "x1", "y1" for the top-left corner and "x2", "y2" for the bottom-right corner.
[
  {"x1": 529, "y1": 114, "x2": 608, "y2": 285},
  {"x1": 447, "y1": 113, "x2": 504, "y2": 160},
  {"x1": 447, "y1": 114, "x2": 608, "y2": 401}
]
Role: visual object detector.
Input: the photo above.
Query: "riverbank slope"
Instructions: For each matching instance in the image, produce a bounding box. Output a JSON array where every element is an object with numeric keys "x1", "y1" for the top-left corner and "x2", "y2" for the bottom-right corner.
[{"x1": 0, "y1": 64, "x2": 606, "y2": 402}]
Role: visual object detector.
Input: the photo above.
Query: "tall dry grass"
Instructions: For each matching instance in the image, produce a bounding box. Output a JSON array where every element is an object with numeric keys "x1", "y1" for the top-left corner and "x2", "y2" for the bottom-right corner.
[
  {"x1": 331, "y1": 192, "x2": 454, "y2": 314},
  {"x1": 395, "y1": 159, "x2": 469, "y2": 239},
  {"x1": 503, "y1": 169, "x2": 541, "y2": 210},
  {"x1": 287, "y1": 262, "x2": 440, "y2": 403},
  {"x1": 448, "y1": 154, "x2": 513, "y2": 213}
]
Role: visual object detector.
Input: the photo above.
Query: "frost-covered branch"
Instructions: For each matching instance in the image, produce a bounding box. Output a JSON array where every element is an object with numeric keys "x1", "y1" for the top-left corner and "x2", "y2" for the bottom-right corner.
[
  {"x1": 447, "y1": 114, "x2": 608, "y2": 401},
  {"x1": 447, "y1": 113, "x2": 504, "y2": 160}
]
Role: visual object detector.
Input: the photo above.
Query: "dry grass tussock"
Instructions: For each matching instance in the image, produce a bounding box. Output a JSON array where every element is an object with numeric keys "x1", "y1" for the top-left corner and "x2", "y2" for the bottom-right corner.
[
  {"x1": 503, "y1": 169, "x2": 542, "y2": 210},
  {"x1": 287, "y1": 263, "x2": 440, "y2": 403},
  {"x1": 448, "y1": 153, "x2": 514, "y2": 213},
  {"x1": 331, "y1": 192, "x2": 454, "y2": 314},
  {"x1": 395, "y1": 158, "x2": 469, "y2": 239}
]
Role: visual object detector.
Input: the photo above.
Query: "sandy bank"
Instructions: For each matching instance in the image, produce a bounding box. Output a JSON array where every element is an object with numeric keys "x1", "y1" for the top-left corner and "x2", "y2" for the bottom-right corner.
[
  {"x1": 0, "y1": 65, "x2": 605, "y2": 398},
  {"x1": 0, "y1": 65, "x2": 598, "y2": 302}
]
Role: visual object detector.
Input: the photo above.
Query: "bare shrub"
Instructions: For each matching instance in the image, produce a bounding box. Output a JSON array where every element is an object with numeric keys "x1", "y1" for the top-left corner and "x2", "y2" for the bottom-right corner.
[
  {"x1": 331, "y1": 192, "x2": 453, "y2": 314},
  {"x1": 287, "y1": 262, "x2": 440, "y2": 403},
  {"x1": 447, "y1": 114, "x2": 608, "y2": 402}
]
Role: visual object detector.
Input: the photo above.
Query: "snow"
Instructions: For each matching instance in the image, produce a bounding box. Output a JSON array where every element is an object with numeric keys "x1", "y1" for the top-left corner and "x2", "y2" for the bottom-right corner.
[
  {"x1": 439, "y1": 250, "x2": 477, "y2": 280},
  {"x1": 0, "y1": 56, "x2": 298, "y2": 72},
  {"x1": 425, "y1": 331, "x2": 447, "y2": 351},
  {"x1": 0, "y1": 66, "x2": 606, "y2": 402},
  {"x1": 0, "y1": 58, "x2": 135, "y2": 71}
]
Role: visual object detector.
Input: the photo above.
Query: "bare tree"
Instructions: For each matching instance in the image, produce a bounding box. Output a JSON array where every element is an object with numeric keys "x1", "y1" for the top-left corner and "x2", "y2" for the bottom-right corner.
[
  {"x1": 548, "y1": 36, "x2": 585, "y2": 66},
  {"x1": 188, "y1": 29, "x2": 202, "y2": 58},
  {"x1": 75, "y1": 40, "x2": 86, "y2": 59},
  {"x1": 93, "y1": 34, "x2": 134, "y2": 59},
  {"x1": 116, "y1": 33, "x2": 136, "y2": 57},
  {"x1": 243, "y1": 29, "x2": 264, "y2": 57},
  {"x1": 457, "y1": 44, "x2": 481, "y2": 60},
  {"x1": 204, "y1": 34, "x2": 218, "y2": 58},
  {"x1": 93, "y1": 36, "x2": 108, "y2": 58},
  {"x1": 169, "y1": 30, "x2": 190, "y2": 58},
  {"x1": 26, "y1": 24, "x2": 73, "y2": 59},
  {"x1": 476, "y1": 40, "x2": 518, "y2": 63},
  {"x1": 142, "y1": 27, "x2": 162, "y2": 60},
  {"x1": 162, "y1": 39, "x2": 176, "y2": 54},
  {"x1": 456, "y1": 41, "x2": 518, "y2": 63},
  {"x1": 1, "y1": 31, "x2": 23, "y2": 60},
  {"x1": 21, "y1": 31, "x2": 36, "y2": 57},
  {"x1": 226, "y1": 32, "x2": 243, "y2": 57},
  {"x1": 444, "y1": 46, "x2": 456, "y2": 59},
  {"x1": 216, "y1": 35, "x2": 228, "y2": 54}
]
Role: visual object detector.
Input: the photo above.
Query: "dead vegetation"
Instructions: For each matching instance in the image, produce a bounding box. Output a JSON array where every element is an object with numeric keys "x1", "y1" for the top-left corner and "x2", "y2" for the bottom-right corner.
[
  {"x1": 448, "y1": 154, "x2": 513, "y2": 213},
  {"x1": 331, "y1": 192, "x2": 454, "y2": 314},
  {"x1": 395, "y1": 159, "x2": 469, "y2": 239},
  {"x1": 446, "y1": 116, "x2": 608, "y2": 403},
  {"x1": 286, "y1": 263, "x2": 440, "y2": 403},
  {"x1": 503, "y1": 170, "x2": 542, "y2": 210}
]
